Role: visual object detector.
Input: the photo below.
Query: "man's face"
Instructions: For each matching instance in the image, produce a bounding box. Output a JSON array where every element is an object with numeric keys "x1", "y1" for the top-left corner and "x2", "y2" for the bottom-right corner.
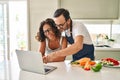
[{"x1": 54, "y1": 15, "x2": 68, "y2": 32}]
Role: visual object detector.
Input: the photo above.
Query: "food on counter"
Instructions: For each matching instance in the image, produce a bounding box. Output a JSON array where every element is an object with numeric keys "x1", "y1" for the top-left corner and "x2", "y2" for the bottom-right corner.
[
  {"x1": 72, "y1": 57, "x2": 96, "y2": 66},
  {"x1": 71, "y1": 57, "x2": 97, "y2": 71},
  {"x1": 71, "y1": 61, "x2": 79, "y2": 64},
  {"x1": 91, "y1": 63, "x2": 102, "y2": 72},
  {"x1": 90, "y1": 61, "x2": 96, "y2": 66},
  {"x1": 100, "y1": 58, "x2": 119, "y2": 66},
  {"x1": 76, "y1": 57, "x2": 93, "y2": 66},
  {"x1": 70, "y1": 57, "x2": 119, "y2": 72},
  {"x1": 76, "y1": 57, "x2": 91, "y2": 63},
  {"x1": 71, "y1": 57, "x2": 91, "y2": 66},
  {"x1": 84, "y1": 61, "x2": 91, "y2": 71}
]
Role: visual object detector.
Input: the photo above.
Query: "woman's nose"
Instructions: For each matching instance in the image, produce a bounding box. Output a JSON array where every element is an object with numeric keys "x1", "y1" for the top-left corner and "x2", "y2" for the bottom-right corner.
[{"x1": 45, "y1": 31, "x2": 49, "y2": 35}]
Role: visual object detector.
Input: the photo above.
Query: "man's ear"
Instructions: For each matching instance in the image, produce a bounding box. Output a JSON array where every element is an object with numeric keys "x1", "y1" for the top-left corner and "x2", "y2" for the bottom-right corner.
[{"x1": 67, "y1": 19, "x2": 71, "y2": 24}]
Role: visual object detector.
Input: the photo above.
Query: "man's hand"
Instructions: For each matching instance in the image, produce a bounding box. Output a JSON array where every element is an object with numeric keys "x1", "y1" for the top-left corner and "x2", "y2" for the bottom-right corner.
[
  {"x1": 43, "y1": 52, "x2": 57, "y2": 63},
  {"x1": 43, "y1": 56, "x2": 48, "y2": 64}
]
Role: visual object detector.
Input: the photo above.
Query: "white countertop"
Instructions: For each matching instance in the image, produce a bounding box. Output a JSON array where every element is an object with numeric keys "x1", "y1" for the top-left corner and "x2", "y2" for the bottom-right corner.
[
  {"x1": 6, "y1": 59, "x2": 120, "y2": 80},
  {"x1": 95, "y1": 43, "x2": 120, "y2": 51},
  {"x1": 95, "y1": 47, "x2": 120, "y2": 51}
]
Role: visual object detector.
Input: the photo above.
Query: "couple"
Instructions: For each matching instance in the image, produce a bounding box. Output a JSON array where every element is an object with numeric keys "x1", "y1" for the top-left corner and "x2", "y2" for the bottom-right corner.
[{"x1": 36, "y1": 8, "x2": 95, "y2": 63}]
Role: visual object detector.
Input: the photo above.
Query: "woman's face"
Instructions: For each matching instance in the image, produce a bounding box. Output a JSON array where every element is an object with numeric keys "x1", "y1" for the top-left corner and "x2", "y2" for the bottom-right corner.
[{"x1": 43, "y1": 24, "x2": 55, "y2": 40}]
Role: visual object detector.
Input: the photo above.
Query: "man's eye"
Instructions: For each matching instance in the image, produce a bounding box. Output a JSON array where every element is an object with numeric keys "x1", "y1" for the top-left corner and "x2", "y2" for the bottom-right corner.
[{"x1": 60, "y1": 24, "x2": 63, "y2": 26}]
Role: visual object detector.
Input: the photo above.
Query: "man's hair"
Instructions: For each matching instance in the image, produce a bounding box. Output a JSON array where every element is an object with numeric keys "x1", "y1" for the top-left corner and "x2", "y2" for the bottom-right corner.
[{"x1": 53, "y1": 8, "x2": 70, "y2": 21}]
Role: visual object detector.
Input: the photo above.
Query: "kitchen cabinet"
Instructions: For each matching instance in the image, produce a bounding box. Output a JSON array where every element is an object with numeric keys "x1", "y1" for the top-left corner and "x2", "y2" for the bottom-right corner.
[
  {"x1": 66, "y1": 47, "x2": 120, "y2": 60},
  {"x1": 59, "y1": 0, "x2": 119, "y2": 19},
  {"x1": 95, "y1": 47, "x2": 120, "y2": 60}
]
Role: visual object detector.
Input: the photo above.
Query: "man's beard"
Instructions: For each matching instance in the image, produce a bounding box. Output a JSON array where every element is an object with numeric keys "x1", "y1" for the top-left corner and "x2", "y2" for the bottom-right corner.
[{"x1": 65, "y1": 23, "x2": 69, "y2": 30}]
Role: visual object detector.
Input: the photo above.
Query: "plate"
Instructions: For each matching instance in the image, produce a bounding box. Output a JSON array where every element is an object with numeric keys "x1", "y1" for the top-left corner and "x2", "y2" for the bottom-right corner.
[{"x1": 103, "y1": 64, "x2": 120, "y2": 68}]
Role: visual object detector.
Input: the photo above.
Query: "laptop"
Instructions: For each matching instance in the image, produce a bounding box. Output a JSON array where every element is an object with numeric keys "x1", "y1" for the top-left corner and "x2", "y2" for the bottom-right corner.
[{"x1": 15, "y1": 50, "x2": 57, "y2": 75}]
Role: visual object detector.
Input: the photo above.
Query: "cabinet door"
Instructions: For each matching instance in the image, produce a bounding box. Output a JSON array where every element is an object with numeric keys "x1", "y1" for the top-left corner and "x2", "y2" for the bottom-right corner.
[{"x1": 60, "y1": 0, "x2": 119, "y2": 19}]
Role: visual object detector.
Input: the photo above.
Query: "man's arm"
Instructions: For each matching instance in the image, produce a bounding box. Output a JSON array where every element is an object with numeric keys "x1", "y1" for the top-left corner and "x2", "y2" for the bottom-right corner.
[
  {"x1": 45, "y1": 35, "x2": 83, "y2": 62},
  {"x1": 57, "y1": 35, "x2": 83, "y2": 56},
  {"x1": 43, "y1": 37, "x2": 67, "y2": 63}
]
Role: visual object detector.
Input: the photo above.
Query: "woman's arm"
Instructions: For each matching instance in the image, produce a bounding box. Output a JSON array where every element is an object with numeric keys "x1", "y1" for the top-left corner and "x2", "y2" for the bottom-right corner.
[
  {"x1": 46, "y1": 37, "x2": 68, "y2": 62},
  {"x1": 61, "y1": 37, "x2": 67, "y2": 49},
  {"x1": 39, "y1": 41, "x2": 46, "y2": 56}
]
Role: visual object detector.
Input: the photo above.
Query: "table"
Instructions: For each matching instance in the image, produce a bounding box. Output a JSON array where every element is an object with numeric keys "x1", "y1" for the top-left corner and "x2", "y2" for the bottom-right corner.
[{"x1": 8, "y1": 58, "x2": 120, "y2": 80}]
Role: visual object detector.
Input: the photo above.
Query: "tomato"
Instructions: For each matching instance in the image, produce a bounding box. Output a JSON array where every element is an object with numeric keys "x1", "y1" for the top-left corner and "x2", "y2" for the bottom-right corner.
[{"x1": 101, "y1": 58, "x2": 119, "y2": 66}]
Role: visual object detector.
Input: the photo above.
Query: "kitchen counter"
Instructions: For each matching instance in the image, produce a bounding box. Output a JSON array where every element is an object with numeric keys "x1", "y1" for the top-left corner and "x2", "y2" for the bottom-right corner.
[
  {"x1": 66, "y1": 47, "x2": 120, "y2": 60},
  {"x1": 95, "y1": 47, "x2": 120, "y2": 51},
  {"x1": 66, "y1": 46, "x2": 120, "y2": 60},
  {"x1": 2, "y1": 57, "x2": 120, "y2": 80},
  {"x1": 95, "y1": 43, "x2": 120, "y2": 51},
  {"x1": 94, "y1": 46, "x2": 120, "y2": 60}
]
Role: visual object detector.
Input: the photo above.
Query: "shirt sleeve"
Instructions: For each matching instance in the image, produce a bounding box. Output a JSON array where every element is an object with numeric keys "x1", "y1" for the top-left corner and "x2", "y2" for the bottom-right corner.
[{"x1": 73, "y1": 22, "x2": 87, "y2": 37}]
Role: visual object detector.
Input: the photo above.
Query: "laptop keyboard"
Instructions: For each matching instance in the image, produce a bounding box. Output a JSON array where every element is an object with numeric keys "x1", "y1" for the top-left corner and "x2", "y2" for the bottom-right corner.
[{"x1": 44, "y1": 68, "x2": 51, "y2": 72}]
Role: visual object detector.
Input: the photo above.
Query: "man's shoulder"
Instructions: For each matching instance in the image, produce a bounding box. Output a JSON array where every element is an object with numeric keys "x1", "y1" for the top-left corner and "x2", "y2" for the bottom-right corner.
[
  {"x1": 72, "y1": 20, "x2": 85, "y2": 29},
  {"x1": 73, "y1": 20, "x2": 84, "y2": 26},
  {"x1": 73, "y1": 20, "x2": 83, "y2": 24}
]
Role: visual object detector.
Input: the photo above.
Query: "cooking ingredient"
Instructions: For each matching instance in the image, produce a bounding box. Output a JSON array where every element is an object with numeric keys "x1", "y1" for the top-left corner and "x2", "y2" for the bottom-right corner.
[
  {"x1": 71, "y1": 61, "x2": 79, "y2": 65},
  {"x1": 76, "y1": 57, "x2": 91, "y2": 63},
  {"x1": 76, "y1": 57, "x2": 91, "y2": 66},
  {"x1": 84, "y1": 61, "x2": 91, "y2": 71},
  {"x1": 80, "y1": 61, "x2": 86, "y2": 66},
  {"x1": 90, "y1": 61, "x2": 96, "y2": 66},
  {"x1": 91, "y1": 63, "x2": 102, "y2": 72},
  {"x1": 71, "y1": 57, "x2": 97, "y2": 71},
  {"x1": 101, "y1": 58, "x2": 119, "y2": 66}
]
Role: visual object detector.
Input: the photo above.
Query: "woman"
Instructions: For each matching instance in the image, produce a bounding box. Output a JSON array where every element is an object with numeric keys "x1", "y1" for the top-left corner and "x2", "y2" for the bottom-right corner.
[{"x1": 35, "y1": 18, "x2": 67, "y2": 62}]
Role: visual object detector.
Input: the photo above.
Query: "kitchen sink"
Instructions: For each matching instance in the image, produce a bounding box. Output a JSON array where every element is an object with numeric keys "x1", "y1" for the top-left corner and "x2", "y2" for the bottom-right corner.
[{"x1": 95, "y1": 45, "x2": 111, "y2": 48}]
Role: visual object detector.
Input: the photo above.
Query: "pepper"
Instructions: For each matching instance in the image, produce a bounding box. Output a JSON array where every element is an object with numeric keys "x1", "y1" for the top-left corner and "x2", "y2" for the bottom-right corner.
[
  {"x1": 91, "y1": 63, "x2": 102, "y2": 72},
  {"x1": 71, "y1": 61, "x2": 80, "y2": 65},
  {"x1": 84, "y1": 61, "x2": 91, "y2": 71}
]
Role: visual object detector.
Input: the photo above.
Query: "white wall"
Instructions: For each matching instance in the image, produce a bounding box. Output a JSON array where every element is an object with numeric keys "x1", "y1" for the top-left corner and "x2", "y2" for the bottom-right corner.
[
  {"x1": 28, "y1": 0, "x2": 120, "y2": 54},
  {"x1": 60, "y1": 0, "x2": 119, "y2": 19},
  {"x1": 28, "y1": 0, "x2": 58, "y2": 51}
]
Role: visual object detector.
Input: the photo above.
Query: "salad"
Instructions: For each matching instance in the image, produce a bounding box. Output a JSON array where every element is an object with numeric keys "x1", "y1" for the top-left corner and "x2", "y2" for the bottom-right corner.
[{"x1": 100, "y1": 58, "x2": 119, "y2": 66}]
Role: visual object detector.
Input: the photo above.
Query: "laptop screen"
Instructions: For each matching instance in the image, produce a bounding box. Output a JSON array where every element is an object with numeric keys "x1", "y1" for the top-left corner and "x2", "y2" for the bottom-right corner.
[{"x1": 16, "y1": 50, "x2": 57, "y2": 75}]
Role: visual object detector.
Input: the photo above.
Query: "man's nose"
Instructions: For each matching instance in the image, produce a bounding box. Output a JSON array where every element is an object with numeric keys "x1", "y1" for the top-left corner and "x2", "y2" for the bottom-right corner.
[{"x1": 57, "y1": 27, "x2": 60, "y2": 30}]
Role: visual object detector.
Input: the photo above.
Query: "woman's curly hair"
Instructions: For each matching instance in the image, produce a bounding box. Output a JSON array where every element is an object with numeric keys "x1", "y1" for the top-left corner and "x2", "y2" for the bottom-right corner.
[{"x1": 35, "y1": 18, "x2": 61, "y2": 42}]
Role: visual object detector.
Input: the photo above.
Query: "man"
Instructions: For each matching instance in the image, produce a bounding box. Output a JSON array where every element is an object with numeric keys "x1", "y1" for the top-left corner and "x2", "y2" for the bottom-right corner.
[{"x1": 43, "y1": 8, "x2": 94, "y2": 63}]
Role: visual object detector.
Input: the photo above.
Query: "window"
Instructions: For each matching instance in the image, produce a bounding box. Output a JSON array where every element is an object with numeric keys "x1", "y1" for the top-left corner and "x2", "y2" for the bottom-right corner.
[
  {"x1": 0, "y1": 2, "x2": 8, "y2": 61},
  {"x1": 112, "y1": 24, "x2": 120, "y2": 47},
  {"x1": 0, "y1": 0, "x2": 28, "y2": 61},
  {"x1": 0, "y1": 1, "x2": 28, "y2": 79},
  {"x1": 85, "y1": 23, "x2": 111, "y2": 45},
  {"x1": 79, "y1": 20, "x2": 120, "y2": 47},
  {"x1": 9, "y1": 1, "x2": 28, "y2": 51}
]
